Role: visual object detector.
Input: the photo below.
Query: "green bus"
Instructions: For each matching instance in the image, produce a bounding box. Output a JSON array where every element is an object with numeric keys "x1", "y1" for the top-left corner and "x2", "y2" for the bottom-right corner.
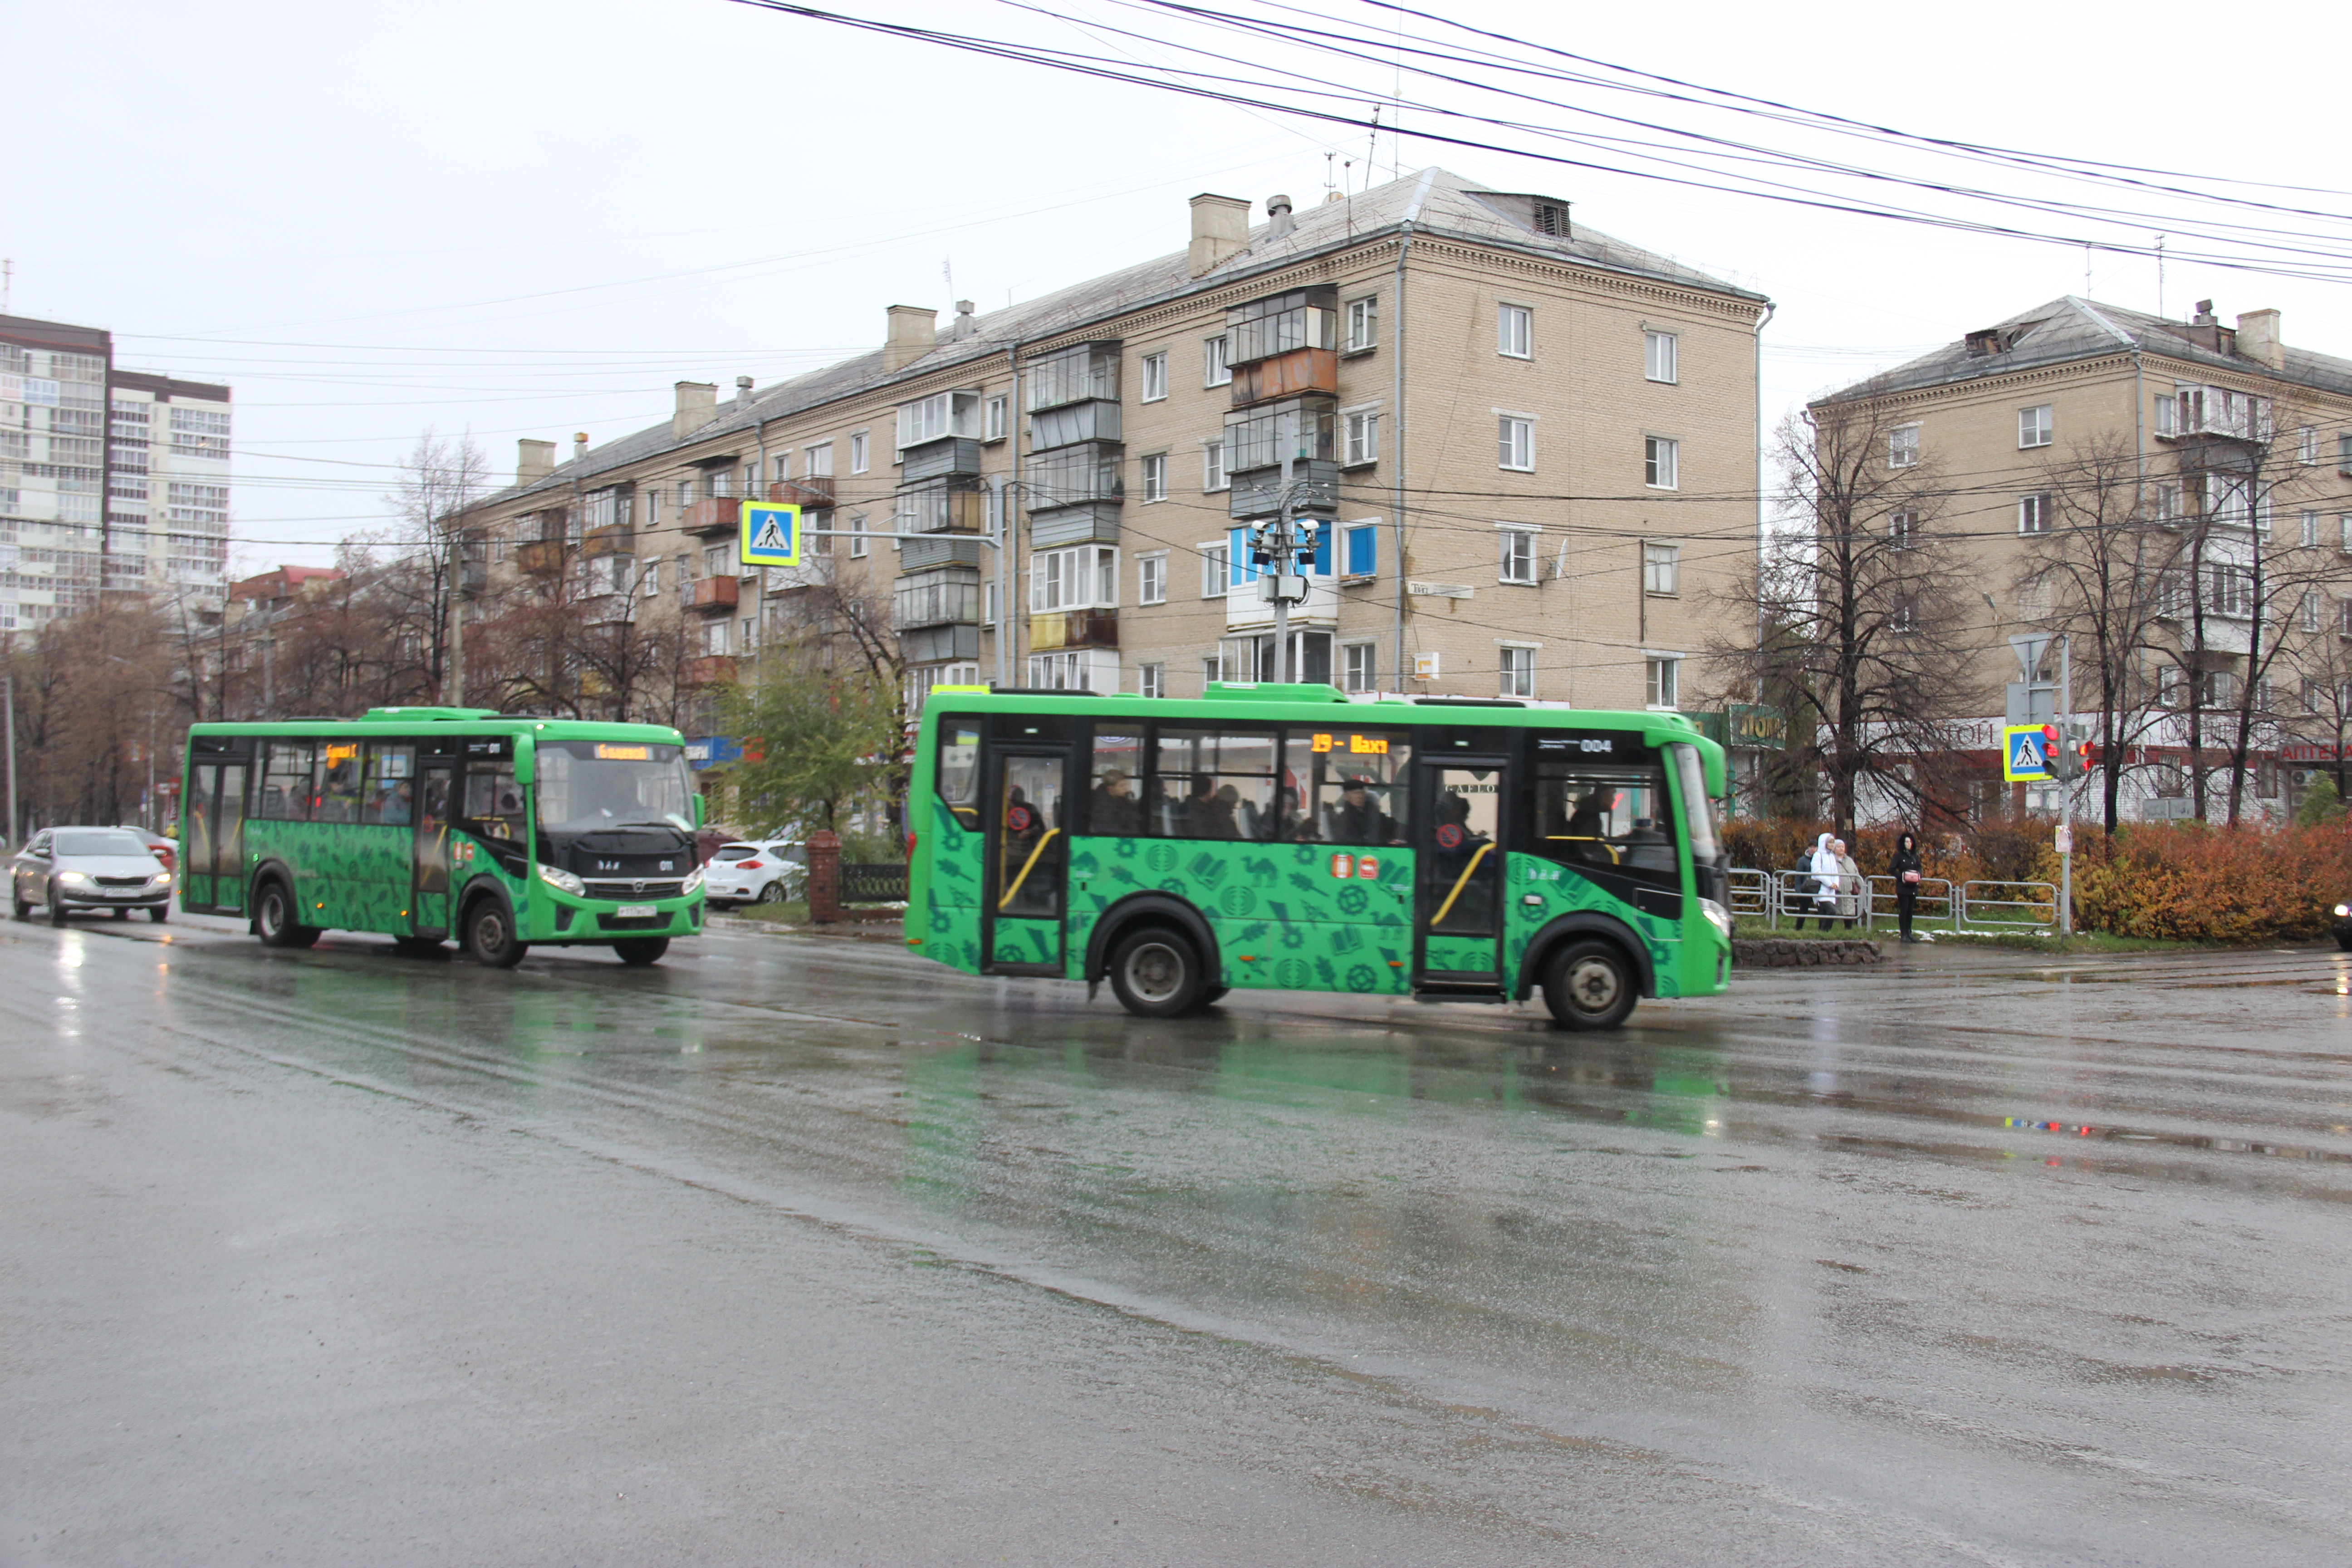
[
  {"x1": 904, "y1": 682, "x2": 1733, "y2": 1026},
  {"x1": 178, "y1": 708, "x2": 707, "y2": 967}
]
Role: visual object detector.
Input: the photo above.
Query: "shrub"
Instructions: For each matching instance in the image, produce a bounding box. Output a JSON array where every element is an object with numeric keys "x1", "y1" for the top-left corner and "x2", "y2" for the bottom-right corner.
[{"x1": 2053, "y1": 822, "x2": 2352, "y2": 943}]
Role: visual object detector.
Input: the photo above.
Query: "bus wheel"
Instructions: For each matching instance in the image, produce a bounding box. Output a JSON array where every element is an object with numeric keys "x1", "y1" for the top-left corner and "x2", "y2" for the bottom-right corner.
[
  {"x1": 1543, "y1": 940, "x2": 1636, "y2": 1030},
  {"x1": 1108, "y1": 927, "x2": 1206, "y2": 1018},
  {"x1": 462, "y1": 899, "x2": 529, "y2": 969},
  {"x1": 612, "y1": 938, "x2": 669, "y2": 966},
  {"x1": 255, "y1": 879, "x2": 318, "y2": 948},
  {"x1": 1200, "y1": 985, "x2": 1230, "y2": 1006}
]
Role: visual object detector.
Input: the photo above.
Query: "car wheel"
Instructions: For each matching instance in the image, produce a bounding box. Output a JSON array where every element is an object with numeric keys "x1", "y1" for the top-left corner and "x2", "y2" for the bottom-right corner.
[
  {"x1": 1107, "y1": 926, "x2": 1208, "y2": 1018},
  {"x1": 2337, "y1": 932, "x2": 2352, "y2": 953},
  {"x1": 10, "y1": 884, "x2": 28, "y2": 921},
  {"x1": 147, "y1": 906, "x2": 169, "y2": 923},
  {"x1": 612, "y1": 937, "x2": 669, "y2": 966},
  {"x1": 461, "y1": 897, "x2": 529, "y2": 969},
  {"x1": 47, "y1": 882, "x2": 69, "y2": 926},
  {"x1": 254, "y1": 879, "x2": 319, "y2": 949},
  {"x1": 1542, "y1": 939, "x2": 1637, "y2": 1030},
  {"x1": 113, "y1": 906, "x2": 131, "y2": 920},
  {"x1": 755, "y1": 880, "x2": 785, "y2": 904}
]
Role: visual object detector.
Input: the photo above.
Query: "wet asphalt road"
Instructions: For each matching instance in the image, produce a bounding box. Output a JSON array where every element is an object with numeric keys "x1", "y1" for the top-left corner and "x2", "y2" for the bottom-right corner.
[{"x1": 2, "y1": 912, "x2": 2347, "y2": 1566}]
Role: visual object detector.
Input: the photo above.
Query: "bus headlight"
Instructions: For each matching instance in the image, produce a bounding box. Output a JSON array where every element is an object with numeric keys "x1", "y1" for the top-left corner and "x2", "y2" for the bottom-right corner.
[
  {"x1": 537, "y1": 863, "x2": 585, "y2": 897},
  {"x1": 1699, "y1": 897, "x2": 1732, "y2": 939},
  {"x1": 681, "y1": 866, "x2": 706, "y2": 897}
]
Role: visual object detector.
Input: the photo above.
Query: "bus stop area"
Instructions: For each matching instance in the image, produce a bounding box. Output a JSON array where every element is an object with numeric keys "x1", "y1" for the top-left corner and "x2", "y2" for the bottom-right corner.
[{"x1": 3, "y1": 911, "x2": 2346, "y2": 1566}]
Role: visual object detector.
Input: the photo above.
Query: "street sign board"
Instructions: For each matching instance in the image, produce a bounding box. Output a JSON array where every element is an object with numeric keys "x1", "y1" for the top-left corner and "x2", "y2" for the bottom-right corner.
[
  {"x1": 2002, "y1": 724, "x2": 2053, "y2": 782},
  {"x1": 2004, "y1": 681, "x2": 2056, "y2": 727},
  {"x1": 2053, "y1": 823, "x2": 2073, "y2": 854},
  {"x1": 2007, "y1": 632, "x2": 2051, "y2": 683},
  {"x1": 739, "y1": 501, "x2": 800, "y2": 567}
]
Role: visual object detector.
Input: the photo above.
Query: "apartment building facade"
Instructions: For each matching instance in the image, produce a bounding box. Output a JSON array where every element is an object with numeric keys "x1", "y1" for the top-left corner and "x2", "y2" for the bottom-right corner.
[
  {"x1": 0, "y1": 313, "x2": 231, "y2": 631},
  {"x1": 462, "y1": 168, "x2": 1768, "y2": 747},
  {"x1": 1814, "y1": 295, "x2": 2352, "y2": 821}
]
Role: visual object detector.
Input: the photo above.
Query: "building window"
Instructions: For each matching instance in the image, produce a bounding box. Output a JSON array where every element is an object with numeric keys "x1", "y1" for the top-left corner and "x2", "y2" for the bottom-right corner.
[
  {"x1": 1889, "y1": 424, "x2": 1921, "y2": 469},
  {"x1": 1642, "y1": 542, "x2": 1680, "y2": 595},
  {"x1": 1138, "y1": 661, "x2": 1165, "y2": 699},
  {"x1": 848, "y1": 511, "x2": 867, "y2": 559},
  {"x1": 1498, "y1": 416, "x2": 1534, "y2": 472},
  {"x1": 770, "y1": 454, "x2": 790, "y2": 485},
  {"x1": 1646, "y1": 656, "x2": 1681, "y2": 710},
  {"x1": 1203, "y1": 653, "x2": 1225, "y2": 687},
  {"x1": 1499, "y1": 644, "x2": 1536, "y2": 698},
  {"x1": 1138, "y1": 553, "x2": 1167, "y2": 604},
  {"x1": 806, "y1": 442, "x2": 834, "y2": 477},
  {"x1": 1889, "y1": 510, "x2": 1918, "y2": 549},
  {"x1": 1343, "y1": 411, "x2": 1379, "y2": 467},
  {"x1": 2302, "y1": 592, "x2": 2321, "y2": 633},
  {"x1": 1202, "y1": 439, "x2": 1227, "y2": 491},
  {"x1": 1341, "y1": 641, "x2": 1377, "y2": 693},
  {"x1": 1498, "y1": 303, "x2": 1533, "y2": 359},
  {"x1": 2302, "y1": 511, "x2": 2320, "y2": 548},
  {"x1": 1499, "y1": 526, "x2": 1538, "y2": 585},
  {"x1": 1644, "y1": 436, "x2": 1680, "y2": 490},
  {"x1": 1204, "y1": 335, "x2": 1231, "y2": 387},
  {"x1": 1346, "y1": 295, "x2": 1377, "y2": 352},
  {"x1": 2154, "y1": 394, "x2": 2177, "y2": 437},
  {"x1": 2300, "y1": 426, "x2": 2319, "y2": 465},
  {"x1": 1141, "y1": 351, "x2": 1168, "y2": 402},
  {"x1": 1201, "y1": 542, "x2": 1229, "y2": 597},
  {"x1": 2019, "y1": 404, "x2": 2054, "y2": 448},
  {"x1": 1141, "y1": 453, "x2": 1168, "y2": 503},
  {"x1": 896, "y1": 392, "x2": 978, "y2": 451},
  {"x1": 984, "y1": 395, "x2": 1008, "y2": 442},
  {"x1": 1343, "y1": 522, "x2": 1378, "y2": 578},
  {"x1": 1644, "y1": 330, "x2": 1678, "y2": 384},
  {"x1": 640, "y1": 559, "x2": 661, "y2": 598},
  {"x1": 850, "y1": 431, "x2": 869, "y2": 474},
  {"x1": 1032, "y1": 544, "x2": 1117, "y2": 612},
  {"x1": 2019, "y1": 494, "x2": 2052, "y2": 534}
]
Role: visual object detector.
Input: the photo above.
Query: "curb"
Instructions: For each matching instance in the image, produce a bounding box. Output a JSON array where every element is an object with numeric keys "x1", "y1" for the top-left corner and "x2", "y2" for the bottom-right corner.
[{"x1": 1733, "y1": 937, "x2": 1883, "y2": 967}]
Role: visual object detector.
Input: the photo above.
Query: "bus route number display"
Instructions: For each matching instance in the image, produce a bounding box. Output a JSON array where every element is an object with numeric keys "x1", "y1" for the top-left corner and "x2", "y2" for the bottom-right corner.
[
  {"x1": 594, "y1": 744, "x2": 652, "y2": 760},
  {"x1": 1309, "y1": 732, "x2": 1389, "y2": 755}
]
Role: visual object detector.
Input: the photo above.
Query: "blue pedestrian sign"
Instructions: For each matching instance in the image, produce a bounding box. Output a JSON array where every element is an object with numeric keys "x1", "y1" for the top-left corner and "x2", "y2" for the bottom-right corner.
[
  {"x1": 739, "y1": 501, "x2": 800, "y2": 567},
  {"x1": 2001, "y1": 723, "x2": 2052, "y2": 782}
]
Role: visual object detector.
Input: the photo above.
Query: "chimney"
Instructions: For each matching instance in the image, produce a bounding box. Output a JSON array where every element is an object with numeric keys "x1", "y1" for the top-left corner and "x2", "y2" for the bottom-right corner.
[
  {"x1": 572, "y1": 431, "x2": 589, "y2": 461},
  {"x1": 735, "y1": 374, "x2": 755, "y2": 406},
  {"x1": 2236, "y1": 309, "x2": 2284, "y2": 370},
  {"x1": 516, "y1": 438, "x2": 556, "y2": 486},
  {"x1": 1265, "y1": 193, "x2": 1295, "y2": 240},
  {"x1": 672, "y1": 380, "x2": 718, "y2": 441},
  {"x1": 884, "y1": 304, "x2": 939, "y2": 372},
  {"x1": 947, "y1": 299, "x2": 978, "y2": 341},
  {"x1": 1188, "y1": 192, "x2": 1250, "y2": 276}
]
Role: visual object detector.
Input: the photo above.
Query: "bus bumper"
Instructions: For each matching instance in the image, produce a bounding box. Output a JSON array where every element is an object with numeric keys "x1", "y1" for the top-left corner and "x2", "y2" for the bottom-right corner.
[{"x1": 521, "y1": 890, "x2": 705, "y2": 945}]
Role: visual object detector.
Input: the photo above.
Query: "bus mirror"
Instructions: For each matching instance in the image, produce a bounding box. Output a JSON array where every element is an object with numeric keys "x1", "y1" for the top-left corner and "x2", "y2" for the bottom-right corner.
[
  {"x1": 512, "y1": 747, "x2": 534, "y2": 785},
  {"x1": 693, "y1": 795, "x2": 706, "y2": 828}
]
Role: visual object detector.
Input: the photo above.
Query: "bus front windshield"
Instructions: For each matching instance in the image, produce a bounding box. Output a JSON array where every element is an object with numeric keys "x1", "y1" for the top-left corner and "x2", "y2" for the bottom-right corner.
[{"x1": 534, "y1": 741, "x2": 695, "y2": 833}]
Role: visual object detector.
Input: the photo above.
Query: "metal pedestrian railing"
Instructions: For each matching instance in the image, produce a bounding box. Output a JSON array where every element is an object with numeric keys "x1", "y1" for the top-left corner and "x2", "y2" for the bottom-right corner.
[
  {"x1": 1956, "y1": 879, "x2": 2058, "y2": 934},
  {"x1": 1725, "y1": 866, "x2": 1773, "y2": 921},
  {"x1": 1725, "y1": 867, "x2": 2054, "y2": 936}
]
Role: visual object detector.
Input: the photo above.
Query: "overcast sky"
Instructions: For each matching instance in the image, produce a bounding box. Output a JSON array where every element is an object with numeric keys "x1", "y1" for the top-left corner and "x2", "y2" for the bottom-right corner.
[{"x1": 6, "y1": 0, "x2": 2347, "y2": 576}]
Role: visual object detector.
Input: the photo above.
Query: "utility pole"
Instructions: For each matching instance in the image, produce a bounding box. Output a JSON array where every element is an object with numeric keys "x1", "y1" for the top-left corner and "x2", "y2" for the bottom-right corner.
[
  {"x1": 447, "y1": 521, "x2": 466, "y2": 708},
  {"x1": 1251, "y1": 482, "x2": 1314, "y2": 683},
  {"x1": 4, "y1": 658, "x2": 17, "y2": 847},
  {"x1": 2058, "y1": 632, "x2": 2073, "y2": 935}
]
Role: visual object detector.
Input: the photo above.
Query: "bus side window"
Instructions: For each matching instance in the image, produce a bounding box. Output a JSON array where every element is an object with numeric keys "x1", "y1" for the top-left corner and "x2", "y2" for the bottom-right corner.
[
  {"x1": 1530, "y1": 757, "x2": 1675, "y2": 881},
  {"x1": 1088, "y1": 728, "x2": 1144, "y2": 836},
  {"x1": 362, "y1": 744, "x2": 416, "y2": 825},
  {"x1": 464, "y1": 767, "x2": 524, "y2": 841},
  {"x1": 936, "y1": 720, "x2": 982, "y2": 828},
  {"x1": 260, "y1": 740, "x2": 316, "y2": 822},
  {"x1": 318, "y1": 742, "x2": 364, "y2": 823},
  {"x1": 1150, "y1": 727, "x2": 1280, "y2": 840}
]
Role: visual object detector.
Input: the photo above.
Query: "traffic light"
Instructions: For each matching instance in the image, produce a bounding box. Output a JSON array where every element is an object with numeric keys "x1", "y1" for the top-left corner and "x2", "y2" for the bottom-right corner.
[
  {"x1": 2040, "y1": 725, "x2": 2063, "y2": 771},
  {"x1": 2044, "y1": 725, "x2": 2096, "y2": 780}
]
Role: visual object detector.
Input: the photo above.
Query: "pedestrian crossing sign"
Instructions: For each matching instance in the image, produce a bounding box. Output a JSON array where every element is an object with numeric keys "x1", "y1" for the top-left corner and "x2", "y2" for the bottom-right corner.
[
  {"x1": 739, "y1": 501, "x2": 800, "y2": 567},
  {"x1": 2002, "y1": 724, "x2": 2052, "y2": 782}
]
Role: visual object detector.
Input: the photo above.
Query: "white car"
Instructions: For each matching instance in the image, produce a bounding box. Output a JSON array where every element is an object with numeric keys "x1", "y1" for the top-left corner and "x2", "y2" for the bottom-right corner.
[
  {"x1": 703, "y1": 840, "x2": 806, "y2": 907},
  {"x1": 11, "y1": 826, "x2": 175, "y2": 925}
]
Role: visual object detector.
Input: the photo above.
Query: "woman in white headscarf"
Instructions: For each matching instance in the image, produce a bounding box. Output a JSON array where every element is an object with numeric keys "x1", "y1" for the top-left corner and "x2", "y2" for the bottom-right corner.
[{"x1": 1804, "y1": 832, "x2": 1840, "y2": 930}]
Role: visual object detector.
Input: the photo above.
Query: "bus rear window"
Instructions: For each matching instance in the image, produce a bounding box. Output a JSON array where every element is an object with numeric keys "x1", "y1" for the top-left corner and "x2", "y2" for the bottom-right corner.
[{"x1": 937, "y1": 722, "x2": 981, "y2": 825}]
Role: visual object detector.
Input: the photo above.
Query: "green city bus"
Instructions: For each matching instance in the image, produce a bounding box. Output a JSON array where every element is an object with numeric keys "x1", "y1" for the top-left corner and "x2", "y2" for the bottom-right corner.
[
  {"x1": 904, "y1": 682, "x2": 1732, "y2": 1026},
  {"x1": 179, "y1": 708, "x2": 707, "y2": 967}
]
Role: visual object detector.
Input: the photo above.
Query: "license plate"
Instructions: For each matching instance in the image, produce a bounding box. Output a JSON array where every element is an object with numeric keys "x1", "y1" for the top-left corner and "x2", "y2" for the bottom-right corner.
[{"x1": 616, "y1": 904, "x2": 657, "y2": 919}]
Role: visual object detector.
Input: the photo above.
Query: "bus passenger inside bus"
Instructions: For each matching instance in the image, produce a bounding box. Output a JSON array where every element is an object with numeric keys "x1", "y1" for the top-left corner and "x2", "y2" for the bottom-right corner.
[{"x1": 1534, "y1": 760, "x2": 1676, "y2": 877}]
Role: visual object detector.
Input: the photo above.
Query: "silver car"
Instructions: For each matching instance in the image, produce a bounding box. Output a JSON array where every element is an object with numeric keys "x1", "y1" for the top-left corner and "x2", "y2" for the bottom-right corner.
[{"x1": 10, "y1": 826, "x2": 175, "y2": 926}]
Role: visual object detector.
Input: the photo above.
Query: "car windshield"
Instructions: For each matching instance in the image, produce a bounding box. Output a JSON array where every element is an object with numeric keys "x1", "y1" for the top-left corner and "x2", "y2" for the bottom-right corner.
[
  {"x1": 534, "y1": 741, "x2": 695, "y2": 832},
  {"x1": 56, "y1": 830, "x2": 154, "y2": 858}
]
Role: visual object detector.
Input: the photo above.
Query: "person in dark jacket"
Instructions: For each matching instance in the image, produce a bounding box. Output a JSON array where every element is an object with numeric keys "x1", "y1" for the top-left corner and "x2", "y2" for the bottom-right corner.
[{"x1": 1890, "y1": 830, "x2": 1932, "y2": 943}]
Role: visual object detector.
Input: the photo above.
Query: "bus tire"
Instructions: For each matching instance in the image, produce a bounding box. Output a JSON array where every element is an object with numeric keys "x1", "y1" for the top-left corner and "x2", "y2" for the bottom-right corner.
[
  {"x1": 461, "y1": 896, "x2": 529, "y2": 969},
  {"x1": 254, "y1": 878, "x2": 318, "y2": 948},
  {"x1": 1107, "y1": 926, "x2": 1206, "y2": 1018},
  {"x1": 612, "y1": 937, "x2": 669, "y2": 966},
  {"x1": 1200, "y1": 985, "x2": 1230, "y2": 1006},
  {"x1": 1543, "y1": 939, "x2": 1637, "y2": 1031}
]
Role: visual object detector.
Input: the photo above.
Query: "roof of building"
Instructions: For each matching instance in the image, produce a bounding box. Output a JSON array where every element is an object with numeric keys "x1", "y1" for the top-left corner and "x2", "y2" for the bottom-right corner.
[
  {"x1": 230, "y1": 564, "x2": 346, "y2": 600},
  {"x1": 479, "y1": 167, "x2": 1764, "y2": 511},
  {"x1": 1822, "y1": 294, "x2": 2352, "y2": 404},
  {"x1": 113, "y1": 368, "x2": 232, "y2": 403}
]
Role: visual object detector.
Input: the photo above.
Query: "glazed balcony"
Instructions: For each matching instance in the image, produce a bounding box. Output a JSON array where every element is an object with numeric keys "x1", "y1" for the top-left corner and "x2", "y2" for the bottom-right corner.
[
  {"x1": 514, "y1": 539, "x2": 565, "y2": 575},
  {"x1": 1230, "y1": 347, "x2": 1338, "y2": 407},
  {"x1": 583, "y1": 524, "x2": 634, "y2": 558},
  {"x1": 1028, "y1": 610, "x2": 1117, "y2": 651}
]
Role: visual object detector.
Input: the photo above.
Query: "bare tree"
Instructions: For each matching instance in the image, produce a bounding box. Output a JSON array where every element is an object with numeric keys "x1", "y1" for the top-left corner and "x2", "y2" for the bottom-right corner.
[
  {"x1": 1710, "y1": 389, "x2": 1984, "y2": 830},
  {"x1": 2017, "y1": 435, "x2": 2180, "y2": 833},
  {"x1": 380, "y1": 429, "x2": 490, "y2": 703}
]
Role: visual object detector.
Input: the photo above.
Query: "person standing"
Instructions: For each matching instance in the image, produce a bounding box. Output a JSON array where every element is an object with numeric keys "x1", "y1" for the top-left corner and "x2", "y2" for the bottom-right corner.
[
  {"x1": 1891, "y1": 831, "x2": 1931, "y2": 943},
  {"x1": 1803, "y1": 832, "x2": 1839, "y2": 930},
  {"x1": 1833, "y1": 838, "x2": 1863, "y2": 929}
]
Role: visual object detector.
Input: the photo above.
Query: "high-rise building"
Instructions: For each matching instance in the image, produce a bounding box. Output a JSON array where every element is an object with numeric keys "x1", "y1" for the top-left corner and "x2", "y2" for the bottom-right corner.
[{"x1": 0, "y1": 312, "x2": 231, "y2": 630}]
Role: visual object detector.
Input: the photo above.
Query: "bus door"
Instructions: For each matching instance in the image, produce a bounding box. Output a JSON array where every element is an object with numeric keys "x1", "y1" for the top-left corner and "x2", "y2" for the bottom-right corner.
[
  {"x1": 185, "y1": 759, "x2": 248, "y2": 912},
  {"x1": 1414, "y1": 757, "x2": 1508, "y2": 986},
  {"x1": 411, "y1": 761, "x2": 453, "y2": 938},
  {"x1": 983, "y1": 748, "x2": 1071, "y2": 972}
]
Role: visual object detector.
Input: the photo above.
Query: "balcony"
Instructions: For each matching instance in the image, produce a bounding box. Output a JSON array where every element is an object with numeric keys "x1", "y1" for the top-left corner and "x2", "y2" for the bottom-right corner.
[
  {"x1": 901, "y1": 624, "x2": 980, "y2": 663},
  {"x1": 901, "y1": 438, "x2": 981, "y2": 483},
  {"x1": 683, "y1": 656, "x2": 738, "y2": 688},
  {"x1": 1023, "y1": 443, "x2": 1124, "y2": 512},
  {"x1": 894, "y1": 479, "x2": 986, "y2": 535},
  {"x1": 1028, "y1": 610, "x2": 1118, "y2": 651},
  {"x1": 514, "y1": 539, "x2": 564, "y2": 575},
  {"x1": 1028, "y1": 401, "x2": 1121, "y2": 451},
  {"x1": 894, "y1": 568, "x2": 981, "y2": 630},
  {"x1": 1227, "y1": 460, "x2": 1339, "y2": 521},
  {"x1": 1226, "y1": 571, "x2": 1338, "y2": 632},
  {"x1": 683, "y1": 497, "x2": 740, "y2": 536},
  {"x1": 686, "y1": 575, "x2": 740, "y2": 613},
  {"x1": 583, "y1": 524, "x2": 634, "y2": 558},
  {"x1": 1225, "y1": 287, "x2": 1337, "y2": 368},
  {"x1": 1231, "y1": 347, "x2": 1338, "y2": 407},
  {"x1": 581, "y1": 592, "x2": 635, "y2": 628},
  {"x1": 767, "y1": 476, "x2": 836, "y2": 509}
]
